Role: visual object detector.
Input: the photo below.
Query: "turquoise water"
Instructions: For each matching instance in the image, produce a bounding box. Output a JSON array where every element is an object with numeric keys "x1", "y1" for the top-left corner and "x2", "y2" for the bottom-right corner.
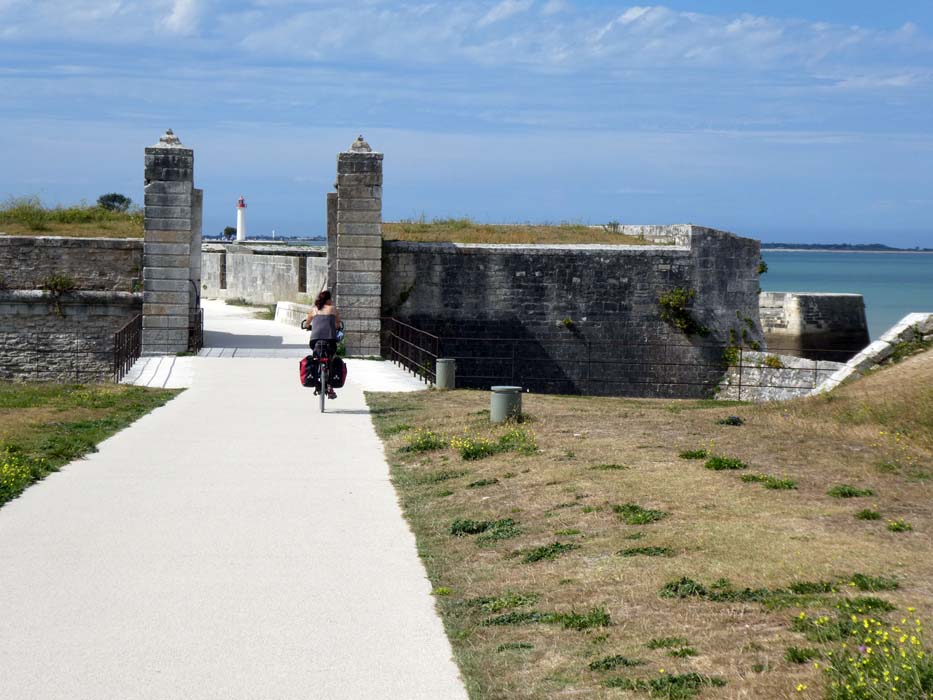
[{"x1": 761, "y1": 251, "x2": 933, "y2": 339}]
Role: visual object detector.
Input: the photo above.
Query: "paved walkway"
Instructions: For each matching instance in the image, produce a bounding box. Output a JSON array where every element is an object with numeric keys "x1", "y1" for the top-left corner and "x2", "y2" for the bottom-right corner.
[{"x1": 0, "y1": 301, "x2": 467, "y2": 700}]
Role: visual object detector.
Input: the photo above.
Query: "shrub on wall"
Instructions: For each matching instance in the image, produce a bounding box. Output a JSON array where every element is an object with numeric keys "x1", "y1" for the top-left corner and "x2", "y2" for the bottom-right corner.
[{"x1": 658, "y1": 288, "x2": 709, "y2": 337}]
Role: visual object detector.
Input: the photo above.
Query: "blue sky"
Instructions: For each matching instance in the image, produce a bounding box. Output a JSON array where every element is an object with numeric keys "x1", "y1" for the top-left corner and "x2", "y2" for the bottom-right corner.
[{"x1": 2, "y1": 1, "x2": 932, "y2": 246}]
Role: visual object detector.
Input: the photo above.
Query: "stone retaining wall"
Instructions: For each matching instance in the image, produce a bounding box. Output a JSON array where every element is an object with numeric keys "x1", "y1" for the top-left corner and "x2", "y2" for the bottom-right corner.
[
  {"x1": 0, "y1": 236, "x2": 142, "y2": 292},
  {"x1": 201, "y1": 246, "x2": 327, "y2": 304},
  {"x1": 0, "y1": 290, "x2": 141, "y2": 382},
  {"x1": 382, "y1": 226, "x2": 764, "y2": 397},
  {"x1": 718, "y1": 351, "x2": 844, "y2": 402},
  {"x1": 760, "y1": 292, "x2": 869, "y2": 362}
]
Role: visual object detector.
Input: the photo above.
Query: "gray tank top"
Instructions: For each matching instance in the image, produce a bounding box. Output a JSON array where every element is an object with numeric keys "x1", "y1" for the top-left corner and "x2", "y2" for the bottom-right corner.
[{"x1": 309, "y1": 312, "x2": 337, "y2": 341}]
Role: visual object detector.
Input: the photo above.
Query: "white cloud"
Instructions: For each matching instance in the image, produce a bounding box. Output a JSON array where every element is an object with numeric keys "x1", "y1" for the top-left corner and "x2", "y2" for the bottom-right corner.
[
  {"x1": 541, "y1": 0, "x2": 569, "y2": 16},
  {"x1": 163, "y1": 0, "x2": 202, "y2": 35},
  {"x1": 478, "y1": 0, "x2": 534, "y2": 27}
]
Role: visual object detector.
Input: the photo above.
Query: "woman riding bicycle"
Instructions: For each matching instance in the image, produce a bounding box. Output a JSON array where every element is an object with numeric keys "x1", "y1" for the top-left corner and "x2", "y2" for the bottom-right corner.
[{"x1": 305, "y1": 290, "x2": 341, "y2": 399}]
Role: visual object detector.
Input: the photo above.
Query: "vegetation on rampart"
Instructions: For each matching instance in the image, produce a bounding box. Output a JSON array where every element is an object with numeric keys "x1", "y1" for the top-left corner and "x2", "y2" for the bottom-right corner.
[
  {"x1": 0, "y1": 196, "x2": 143, "y2": 238},
  {"x1": 383, "y1": 217, "x2": 652, "y2": 245},
  {"x1": 367, "y1": 347, "x2": 932, "y2": 699},
  {"x1": 0, "y1": 382, "x2": 179, "y2": 507}
]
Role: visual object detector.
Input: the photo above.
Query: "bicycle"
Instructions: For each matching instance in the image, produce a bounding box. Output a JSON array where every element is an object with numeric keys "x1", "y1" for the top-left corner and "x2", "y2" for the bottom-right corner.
[{"x1": 311, "y1": 340, "x2": 333, "y2": 413}]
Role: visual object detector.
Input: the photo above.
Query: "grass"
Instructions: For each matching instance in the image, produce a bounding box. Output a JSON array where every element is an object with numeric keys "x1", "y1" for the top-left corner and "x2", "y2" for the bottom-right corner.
[
  {"x1": 589, "y1": 654, "x2": 644, "y2": 671},
  {"x1": 704, "y1": 455, "x2": 749, "y2": 471},
  {"x1": 741, "y1": 473, "x2": 798, "y2": 490},
  {"x1": 827, "y1": 484, "x2": 874, "y2": 498},
  {"x1": 619, "y1": 546, "x2": 674, "y2": 558},
  {"x1": 613, "y1": 503, "x2": 668, "y2": 525},
  {"x1": 363, "y1": 347, "x2": 933, "y2": 699},
  {"x1": 382, "y1": 218, "x2": 652, "y2": 245},
  {"x1": 0, "y1": 382, "x2": 179, "y2": 507},
  {"x1": 647, "y1": 637, "x2": 690, "y2": 650},
  {"x1": 855, "y1": 508, "x2": 881, "y2": 520},
  {"x1": 520, "y1": 541, "x2": 581, "y2": 563},
  {"x1": 0, "y1": 195, "x2": 143, "y2": 237}
]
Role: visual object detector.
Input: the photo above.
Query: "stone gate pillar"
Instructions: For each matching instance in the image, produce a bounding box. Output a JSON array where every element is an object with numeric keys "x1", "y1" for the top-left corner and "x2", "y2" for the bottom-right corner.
[
  {"x1": 142, "y1": 129, "x2": 197, "y2": 355},
  {"x1": 326, "y1": 191, "x2": 338, "y2": 293},
  {"x1": 335, "y1": 136, "x2": 382, "y2": 357}
]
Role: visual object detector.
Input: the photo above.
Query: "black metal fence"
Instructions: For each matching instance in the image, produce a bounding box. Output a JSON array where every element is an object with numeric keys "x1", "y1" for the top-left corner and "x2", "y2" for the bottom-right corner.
[
  {"x1": 189, "y1": 307, "x2": 204, "y2": 354},
  {"x1": 113, "y1": 314, "x2": 142, "y2": 383},
  {"x1": 383, "y1": 318, "x2": 439, "y2": 385},
  {"x1": 382, "y1": 317, "x2": 844, "y2": 400}
]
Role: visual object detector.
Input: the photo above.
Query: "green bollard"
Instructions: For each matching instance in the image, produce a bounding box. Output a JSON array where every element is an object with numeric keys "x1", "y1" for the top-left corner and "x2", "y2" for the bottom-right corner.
[
  {"x1": 436, "y1": 358, "x2": 456, "y2": 390},
  {"x1": 490, "y1": 386, "x2": 522, "y2": 423}
]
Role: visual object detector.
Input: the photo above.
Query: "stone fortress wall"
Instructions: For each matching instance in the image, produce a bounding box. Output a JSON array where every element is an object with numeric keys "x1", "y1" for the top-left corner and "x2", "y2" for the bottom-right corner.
[
  {"x1": 759, "y1": 291, "x2": 869, "y2": 362},
  {"x1": 0, "y1": 237, "x2": 143, "y2": 382},
  {"x1": 201, "y1": 245, "x2": 327, "y2": 305},
  {"x1": 381, "y1": 226, "x2": 764, "y2": 397}
]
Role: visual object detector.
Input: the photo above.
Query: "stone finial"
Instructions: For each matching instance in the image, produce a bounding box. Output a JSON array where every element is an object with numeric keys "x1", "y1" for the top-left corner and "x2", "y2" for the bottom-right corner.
[
  {"x1": 349, "y1": 135, "x2": 372, "y2": 153},
  {"x1": 153, "y1": 128, "x2": 184, "y2": 148}
]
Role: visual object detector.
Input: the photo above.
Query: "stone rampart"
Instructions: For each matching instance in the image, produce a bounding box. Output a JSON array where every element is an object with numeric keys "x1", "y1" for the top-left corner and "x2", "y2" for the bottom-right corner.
[
  {"x1": 760, "y1": 292, "x2": 869, "y2": 362},
  {"x1": 0, "y1": 290, "x2": 140, "y2": 382},
  {"x1": 0, "y1": 236, "x2": 142, "y2": 292},
  {"x1": 718, "y1": 351, "x2": 844, "y2": 402},
  {"x1": 201, "y1": 246, "x2": 327, "y2": 304},
  {"x1": 382, "y1": 226, "x2": 763, "y2": 397}
]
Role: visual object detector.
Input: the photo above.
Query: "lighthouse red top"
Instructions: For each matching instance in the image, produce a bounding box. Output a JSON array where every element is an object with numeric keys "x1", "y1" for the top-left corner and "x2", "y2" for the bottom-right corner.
[{"x1": 237, "y1": 196, "x2": 247, "y2": 209}]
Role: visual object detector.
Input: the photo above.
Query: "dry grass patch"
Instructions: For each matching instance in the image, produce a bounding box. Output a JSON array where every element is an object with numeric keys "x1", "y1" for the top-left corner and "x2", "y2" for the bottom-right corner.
[
  {"x1": 383, "y1": 219, "x2": 651, "y2": 245},
  {"x1": 366, "y1": 349, "x2": 933, "y2": 699}
]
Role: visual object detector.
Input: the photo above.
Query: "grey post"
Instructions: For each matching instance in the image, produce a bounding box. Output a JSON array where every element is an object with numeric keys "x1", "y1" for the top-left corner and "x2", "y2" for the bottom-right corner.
[
  {"x1": 436, "y1": 358, "x2": 456, "y2": 390},
  {"x1": 490, "y1": 386, "x2": 523, "y2": 423},
  {"x1": 335, "y1": 135, "x2": 383, "y2": 357},
  {"x1": 142, "y1": 129, "x2": 196, "y2": 355}
]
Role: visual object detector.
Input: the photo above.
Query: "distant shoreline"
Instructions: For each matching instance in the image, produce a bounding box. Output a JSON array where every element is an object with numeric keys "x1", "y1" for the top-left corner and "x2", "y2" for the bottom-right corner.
[{"x1": 763, "y1": 248, "x2": 933, "y2": 254}]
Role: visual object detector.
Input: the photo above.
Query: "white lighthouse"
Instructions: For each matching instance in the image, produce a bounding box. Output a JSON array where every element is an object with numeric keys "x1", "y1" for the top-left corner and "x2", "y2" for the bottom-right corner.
[{"x1": 236, "y1": 196, "x2": 247, "y2": 242}]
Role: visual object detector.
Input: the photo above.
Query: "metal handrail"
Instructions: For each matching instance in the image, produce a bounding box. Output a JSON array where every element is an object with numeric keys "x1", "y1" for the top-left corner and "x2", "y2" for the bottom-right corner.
[{"x1": 113, "y1": 314, "x2": 142, "y2": 383}]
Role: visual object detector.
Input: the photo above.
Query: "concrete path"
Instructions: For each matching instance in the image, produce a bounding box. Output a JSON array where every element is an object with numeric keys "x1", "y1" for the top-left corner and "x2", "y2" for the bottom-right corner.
[{"x1": 0, "y1": 301, "x2": 467, "y2": 700}]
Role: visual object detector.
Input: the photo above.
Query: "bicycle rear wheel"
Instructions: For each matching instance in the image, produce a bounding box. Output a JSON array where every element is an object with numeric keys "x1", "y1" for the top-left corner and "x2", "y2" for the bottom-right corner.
[{"x1": 319, "y1": 364, "x2": 326, "y2": 413}]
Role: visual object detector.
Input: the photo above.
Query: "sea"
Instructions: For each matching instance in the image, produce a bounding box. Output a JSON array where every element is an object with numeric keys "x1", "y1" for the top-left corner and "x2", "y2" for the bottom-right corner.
[{"x1": 760, "y1": 251, "x2": 933, "y2": 340}]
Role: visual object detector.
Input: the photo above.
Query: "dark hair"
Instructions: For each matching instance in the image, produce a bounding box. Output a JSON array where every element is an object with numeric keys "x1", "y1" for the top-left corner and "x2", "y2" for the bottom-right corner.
[{"x1": 314, "y1": 290, "x2": 332, "y2": 310}]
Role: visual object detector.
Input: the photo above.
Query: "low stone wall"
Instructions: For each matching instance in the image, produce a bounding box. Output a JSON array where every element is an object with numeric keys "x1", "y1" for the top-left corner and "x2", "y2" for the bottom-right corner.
[
  {"x1": 718, "y1": 351, "x2": 844, "y2": 402},
  {"x1": 202, "y1": 245, "x2": 327, "y2": 304},
  {"x1": 382, "y1": 225, "x2": 763, "y2": 397},
  {"x1": 274, "y1": 301, "x2": 313, "y2": 327},
  {"x1": 760, "y1": 292, "x2": 869, "y2": 362},
  {"x1": 813, "y1": 312, "x2": 933, "y2": 394},
  {"x1": 0, "y1": 290, "x2": 141, "y2": 382},
  {"x1": 0, "y1": 236, "x2": 142, "y2": 292}
]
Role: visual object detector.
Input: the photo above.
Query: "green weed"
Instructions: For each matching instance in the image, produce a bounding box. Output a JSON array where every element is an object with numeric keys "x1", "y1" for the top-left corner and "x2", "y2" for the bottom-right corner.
[
  {"x1": 784, "y1": 646, "x2": 821, "y2": 664},
  {"x1": 741, "y1": 473, "x2": 797, "y2": 489},
  {"x1": 605, "y1": 672, "x2": 725, "y2": 698},
  {"x1": 887, "y1": 518, "x2": 912, "y2": 532},
  {"x1": 590, "y1": 463, "x2": 628, "y2": 471},
  {"x1": 496, "y1": 642, "x2": 533, "y2": 652},
  {"x1": 647, "y1": 637, "x2": 690, "y2": 649},
  {"x1": 613, "y1": 503, "x2": 668, "y2": 525},
  {"x1": 855, "y1": 509, "x2": 881, "y2": 521},
  {"x1": 668, "y1": 647, "x2": 698, "y2": 658},
  {"x1": 619, "y1": 546, "x2": 673, "y2": 558},
  {"x1": 828, "y1": 484, "x2": 874, "y2": 498},
  {"x1": 402, "y1": 429, "x2": 448, "y2": 453},
  {"x1": 520, "y1": 541, "x2": 581, "y2": 563},
  {"x1": 850, "y1": 573, "x2": 899, "y2": 592},
  {"x1": 589, "y1": 655, "x2": 644, "y2": 671},
  {"x1": 678, "y1": 449, "x2": 708, "y2": 460},
  {"x1": 704, "y1": 455, "x2": 749, "y2": 471}
]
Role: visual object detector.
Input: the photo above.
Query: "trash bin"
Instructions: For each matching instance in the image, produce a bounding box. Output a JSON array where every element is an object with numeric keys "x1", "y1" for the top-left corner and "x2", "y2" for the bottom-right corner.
[
  {"x1": 436, "y1": 358, "x2": 456, "y2": 390},
  {"x1": 490, "y1": 385, "x2": 522, "y2": 423}
]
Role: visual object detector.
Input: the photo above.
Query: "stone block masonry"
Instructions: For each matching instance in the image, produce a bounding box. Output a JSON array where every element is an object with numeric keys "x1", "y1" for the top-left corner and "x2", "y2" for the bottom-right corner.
[
  {"x1": 0, "y1": 291, "x2": 140, "y2": 382},
  {"x1": 760, "y1": 292, "x2": 869, "y2": 362},
  {"x1": 335, "y1": 136, "x2": 383, "y2": 357},
  {"x1": 382, "y1": 226, "x2": 764, "y2": 398},
  {"x1": 142, "y1": 129, "x2": 200, "y2": 355},
  {"x1": 0, "y1": 236, "x2": 142, "y2": 291}
]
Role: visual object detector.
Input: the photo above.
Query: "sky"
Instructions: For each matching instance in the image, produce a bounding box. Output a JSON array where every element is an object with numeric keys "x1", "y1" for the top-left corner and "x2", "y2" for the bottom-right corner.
[{"x1": 1, "y1": 1, "x2": 932, "y2": 246}]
